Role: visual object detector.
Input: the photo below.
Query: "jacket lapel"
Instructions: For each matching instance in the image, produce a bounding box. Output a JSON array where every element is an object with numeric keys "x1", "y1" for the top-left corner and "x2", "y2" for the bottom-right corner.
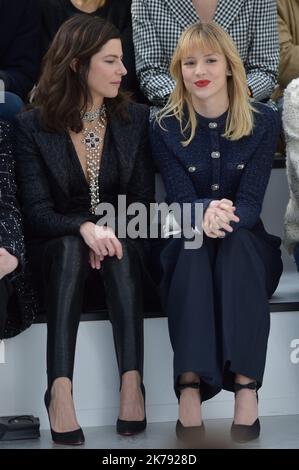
[
  {"x1": 33, "y1": 131, "x2": 71, "y2": 197},
  {"x1": 215, "y1": 0, "x2": 246, "y2": 30},
  {"x1": 164, "y1": 0, "x2": 246, "y2": 32},
  {"x1": 108, "y1": 113, "x2": 138, "y2": 191},
  {"x1": 164, "y1": 0, "x2": 198, "y2": 31},
  {"x1": 160, "y1": 117, "x2": 199, "y2": 168}
]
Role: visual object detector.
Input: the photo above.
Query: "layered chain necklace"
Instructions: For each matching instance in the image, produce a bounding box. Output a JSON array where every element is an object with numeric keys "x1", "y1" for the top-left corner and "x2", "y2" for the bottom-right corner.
[{"x1": 80, "y1": 104, "x2": 107, "y2": 214}]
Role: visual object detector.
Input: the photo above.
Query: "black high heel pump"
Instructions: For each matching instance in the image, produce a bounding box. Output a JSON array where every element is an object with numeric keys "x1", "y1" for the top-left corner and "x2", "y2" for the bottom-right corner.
[
  {"x1": 116, "y1": 383, "x2": 147, "y2": 436},
  {"x1": 44, "y1": 389, "x2": 85, "y2": 445}
]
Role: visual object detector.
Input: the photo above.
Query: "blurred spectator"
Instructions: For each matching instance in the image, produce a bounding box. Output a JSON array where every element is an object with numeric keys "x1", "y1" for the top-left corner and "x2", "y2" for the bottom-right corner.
[
  {"x1": 272, "y1": 0, "x2": 299, "y2": 101},
  {"x1": 0, "y1": 120, "x2": 38, "y2": 339},
  {"x1": 0, "y1": 0, "x2": 41, "y2": 120},
  {"x1": 283, "y1": 78, "x2": 299, "y2": 269}
]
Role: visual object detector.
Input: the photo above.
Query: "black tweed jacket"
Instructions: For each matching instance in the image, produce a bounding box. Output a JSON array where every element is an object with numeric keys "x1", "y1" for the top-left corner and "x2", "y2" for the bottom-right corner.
[
  {"x1": 14, "y1": 102, "x2": 155, "y2": 240},
  {"x1": 0, "y1": 120, "x2": 39, "y2": 339}
]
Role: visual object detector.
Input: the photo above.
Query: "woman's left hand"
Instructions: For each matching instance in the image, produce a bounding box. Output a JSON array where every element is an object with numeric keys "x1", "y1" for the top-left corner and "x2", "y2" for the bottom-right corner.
[{"x1": 89, "y1": 249, "x2": 104, "y2": 270}]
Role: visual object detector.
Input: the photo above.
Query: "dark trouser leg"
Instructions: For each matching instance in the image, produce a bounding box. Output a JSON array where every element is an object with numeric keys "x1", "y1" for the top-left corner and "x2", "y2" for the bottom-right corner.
[
  {"x1": 160, "y1": 237, "x2": 221, "y2": 402},
  {"x1": 31, "y1": 236, "x2": 89, "y2": 389},
  {"x1": 215, "y1": 228, "x2": 283, "y2": 391},
  {"x1": 0, "y1": 277, "x2": 12, "y2": 338},
  {"x1": 102, "y1": 239, "x2": 144, "y2": 379}
]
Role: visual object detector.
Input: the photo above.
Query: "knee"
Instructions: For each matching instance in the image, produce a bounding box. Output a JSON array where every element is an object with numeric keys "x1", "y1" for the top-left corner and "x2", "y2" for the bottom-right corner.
[
  {"x1": 103, "y1": 238, "x2": 141, "y2": 274},
  {"x1": 114, "y1": 238, "x2": 142, "y2": 259},
  {"x1": 48, "y1": 235, "x2": 88, "y2": 266},
  {"x1": 221, "y1": 228, "x2": 253, "y2": 250}
]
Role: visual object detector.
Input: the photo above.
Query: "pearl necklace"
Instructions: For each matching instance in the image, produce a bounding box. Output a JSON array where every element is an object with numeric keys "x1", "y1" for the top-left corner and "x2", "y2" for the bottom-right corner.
[{"x1": 81, "y1": 104, "x2": 107, "y2": 214}]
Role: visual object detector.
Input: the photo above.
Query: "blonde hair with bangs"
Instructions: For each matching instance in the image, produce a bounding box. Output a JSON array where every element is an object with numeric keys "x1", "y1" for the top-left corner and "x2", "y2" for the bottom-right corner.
[{"x1": 157, "y1": 22, "x2": 256, "y2": 146}]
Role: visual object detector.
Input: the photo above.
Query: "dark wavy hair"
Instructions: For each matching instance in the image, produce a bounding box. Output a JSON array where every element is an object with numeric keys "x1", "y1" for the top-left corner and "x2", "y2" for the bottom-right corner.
[{"x1": 34, "y1": 14, "x2": 131, "y2": 132}]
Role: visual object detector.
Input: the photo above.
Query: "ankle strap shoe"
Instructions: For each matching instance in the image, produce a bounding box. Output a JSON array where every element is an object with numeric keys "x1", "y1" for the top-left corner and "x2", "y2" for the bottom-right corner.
[
  {"x1": 231, "y1": 381, "x2": 260, "y2": 443},
  {"x1": 176, "y1": 382, "x2": 205, "y2": 445}
]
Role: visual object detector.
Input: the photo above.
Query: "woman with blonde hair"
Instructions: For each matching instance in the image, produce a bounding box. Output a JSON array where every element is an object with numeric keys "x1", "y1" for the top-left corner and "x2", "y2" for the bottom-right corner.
[{"x1": 150, "y1": 22, "x2": 283, "y2": 443}]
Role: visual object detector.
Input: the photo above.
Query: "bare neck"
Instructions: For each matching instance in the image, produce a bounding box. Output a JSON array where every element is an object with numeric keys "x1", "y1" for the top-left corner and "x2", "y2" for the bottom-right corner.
[
  {"x1": 70, "y1": 0, "x2": 106, "y2": 13},
  {"x1": 191, "y1": 94, "x2": 229, "y2": 119},
  {"x1": 192, "y1": 0, "x2": 218, "y2": 22}
]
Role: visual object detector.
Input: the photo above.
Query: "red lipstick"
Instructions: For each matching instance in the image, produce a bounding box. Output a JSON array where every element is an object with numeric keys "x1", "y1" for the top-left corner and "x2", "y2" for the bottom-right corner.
[{"x1": 195, "y1": 80, "x2": 211, "y2": 87}]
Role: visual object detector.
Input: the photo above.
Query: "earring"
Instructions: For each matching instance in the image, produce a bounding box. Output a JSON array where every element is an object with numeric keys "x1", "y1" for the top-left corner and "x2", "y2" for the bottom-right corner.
[{"x1": 227, "y1": 70, "x2": 232, "y2": 76}]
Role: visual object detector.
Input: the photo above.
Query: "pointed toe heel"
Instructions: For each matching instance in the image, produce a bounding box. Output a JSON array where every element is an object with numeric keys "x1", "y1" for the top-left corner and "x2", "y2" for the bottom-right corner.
[
  {"x1": 176, "y1": 382, "x2": 205, "y2": 445},
  {"x1": 231, "y1": 381, "x2": 260, "y2": 443},
  {"x1": 116, "y1": 383, "x2": 147, "y2": 436},
  {"x1": 116, "y1": 417, "x2": 147, "y2": 436},
  {"x1": 231, "y1": 418, "x2": 260, "y2": 443},
  {"x1": 44, "y1": 390, "x2": 85, "y2": 445},
  {"x1": 176, "y1": 419, "x2": 205, "y2": 444}
]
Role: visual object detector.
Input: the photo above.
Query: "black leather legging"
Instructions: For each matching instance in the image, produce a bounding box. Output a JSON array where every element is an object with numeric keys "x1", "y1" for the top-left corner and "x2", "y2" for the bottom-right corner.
[{"x1": 30, "y1": 235, "x2": 144, "y2": 389}]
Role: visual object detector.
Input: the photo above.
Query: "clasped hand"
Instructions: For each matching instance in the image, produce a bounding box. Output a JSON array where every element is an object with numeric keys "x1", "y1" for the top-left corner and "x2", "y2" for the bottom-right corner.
[
  {"x1": 203, "y1": 199, "x2": 240, "y2": 238},
  {"x1": 79, "y1": 222, "x2": 123, "y2": 270}
]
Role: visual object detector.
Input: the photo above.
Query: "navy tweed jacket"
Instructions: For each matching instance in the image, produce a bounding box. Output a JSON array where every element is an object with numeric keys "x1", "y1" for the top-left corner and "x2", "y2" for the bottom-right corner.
[{"x1": 150, "y1": 102, "x2": 281, "y2": 232}]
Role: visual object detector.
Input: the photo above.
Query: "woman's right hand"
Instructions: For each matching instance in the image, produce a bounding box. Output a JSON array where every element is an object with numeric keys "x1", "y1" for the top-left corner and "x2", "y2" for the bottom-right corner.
[
  {"x1": 203, "y1": 199, "x2": 240, "y2": 238},
  {"x1": 89, "y1": 249, "x2": 103, "y2": 270},
  {"x1": 79, "y1": 221, "x2": 123, "y2": 260},
  {"x1": 0, "y1": 248, "x2": 19, "y2": 279}
]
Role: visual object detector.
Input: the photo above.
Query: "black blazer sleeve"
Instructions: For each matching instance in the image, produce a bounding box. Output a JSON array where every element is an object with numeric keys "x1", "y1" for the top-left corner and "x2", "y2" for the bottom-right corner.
[
  {"x1": 0, "y1": 121, "x2": 25, "y2": 269},
  {"x1": 122, "y1": 105, "x2": 155, "y2": 237},
  {"x1": 14, "y1": 114, "x2": 94, "y2": 239},
  {"x1": 127, "y1": 105, "x2": 155, "y2": 207}
]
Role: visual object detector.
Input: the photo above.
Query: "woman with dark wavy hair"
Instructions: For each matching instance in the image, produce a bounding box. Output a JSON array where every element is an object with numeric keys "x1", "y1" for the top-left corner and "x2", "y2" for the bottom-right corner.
[
  {"x1": 15, "y1": 14, "x2": 154, "y2": 445},
  {"x1": 38, "y1": 0, "x2": 143, "y2": 100}
]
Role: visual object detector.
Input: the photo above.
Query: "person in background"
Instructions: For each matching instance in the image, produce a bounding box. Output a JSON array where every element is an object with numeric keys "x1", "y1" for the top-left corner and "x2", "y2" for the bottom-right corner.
[
  {"x1": 15, "y1": 15, "x2": 154, "y2": 445},
  {"x1": 0, "y1": 0, "x2": 41, "y2": 120},
  {"x1": 38, "y1": 0, "x2": 143, "y2": 100},
  {"x1": 150, "y1": 22, "x2": 282, "y2": 444},
  {"x1": 0, "y1": 119, "x2": 38, "y2": 340},
  {"x1": 283, "y1": 78, "x2": 299, "y2": 269},
  {"x1": 132, "y1": 0, "x2": 279, "y2": 107},
  {"x1": 272, "y1": 0, "x2": 299, "y2": 101}
]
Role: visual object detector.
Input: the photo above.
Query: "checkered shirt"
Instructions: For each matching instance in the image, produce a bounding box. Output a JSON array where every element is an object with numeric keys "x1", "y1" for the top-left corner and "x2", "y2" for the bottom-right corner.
[{"x1": 132, "y1": 0, "x2": 279, "y2": 105}]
